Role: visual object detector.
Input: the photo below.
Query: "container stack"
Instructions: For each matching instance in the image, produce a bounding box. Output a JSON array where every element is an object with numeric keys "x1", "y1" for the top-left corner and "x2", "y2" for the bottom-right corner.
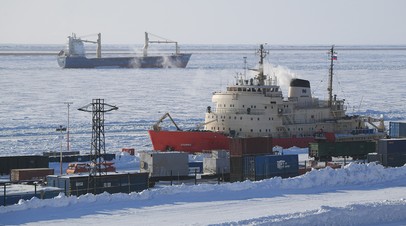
[
  {"x1": 229, "y1": 137, "x2": 298, "y2": 182},
  {"x1": 377, "y1": 138, "x2": 406, "y2": 167}
]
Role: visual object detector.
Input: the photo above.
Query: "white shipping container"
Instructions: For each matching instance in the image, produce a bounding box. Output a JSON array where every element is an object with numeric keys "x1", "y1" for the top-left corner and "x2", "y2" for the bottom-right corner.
[{"x1": 140, "y1": 152, "x2": 189, "y2": 177}]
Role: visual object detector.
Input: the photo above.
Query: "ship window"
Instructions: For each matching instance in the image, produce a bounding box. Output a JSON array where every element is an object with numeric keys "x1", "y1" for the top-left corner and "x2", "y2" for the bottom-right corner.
[
  {"x1": 234, "y1": 116, "x2": 236, "y2": 120},
  {"x1": 251, "y1": 118, "x2": 253, "y2": 120},
  {"x1": 265, "y1": 106, "x2": 267, "y2": 109},
  {"x1": 240, "y1": 128, "x2": 242, "y2": 131},
  {"x1": 250, "y1": 129, "x2": 253, "y2": 132},
  {"x1": 223, "y1": 127, "x2": 225, "y2": 130},
  {"x1": 259, "y1": 129, "x2": 262, "y2": 132},
  {"x1": 269, "y1": 117, "x2": 271, "y2": 120},
  {"x1": 240, "y1": 117, "x2": 242, "y2": 120},
  {"x1": 243, "y1": 88, "x2": 247, "y2": 91},
  {"x1": 229, "y1": 116, "x2": 231, "y2": 119},
  {"x1": 238, "y1": 88, "x2": 242, "y2": 91},
  {"x1": 224, "y1": 104, "x2": 226, "y2": 107},
  {"x1": 243, "y1": 105, "x2": 245, "y2": 108},
  {"x1": 257, "y1": 118, "x2": 260, "y2": 121}
]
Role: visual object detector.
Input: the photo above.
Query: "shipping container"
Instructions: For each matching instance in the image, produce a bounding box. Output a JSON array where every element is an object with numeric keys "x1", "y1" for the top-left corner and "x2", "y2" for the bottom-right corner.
[
  {"x1": 229, "y1": 137, "x2": 273, "y2": 157},
  {"x1": 230, "y1": 155, "x2": 298, "y2": 182},
  {"x1": 230, "y1": 157, "x2": 243, "y2": 182},
  {"x1": 46, "y1": 172, "x2": 149, "y2": 196},
  {"x1": 10, "y1": 168, "x2": 54, "y2": 182},
  {"x1": 140, "y1": 152, "x2": 189, "y2": 178},
  {"x1": 309, "y1": 141, "x2": 376, "y2": 161},
  {"x1": 377, "y1": 138, "x2": 406, "y2": 167},
  {"x1": 367, "y1": 153, "x2": 382, "y2": 164},
  {"x1": 389, "y1": 122, "x2": 406, "y2": 138},
  {"x1": 0, "y1": 156, "x2": 49, "y2": 175},
  {"x1": 211, "y1": 150, "x2": 228, "y2": 159},
  {"x1": 48, "y1": 153, "x2": 115, "y2": 162},
  {"x1": 203, "y1": 158, "x2": 230, "y2": 174},
  {"x1": 42, "y1": 151, "x2": 80, "y2": 157}
]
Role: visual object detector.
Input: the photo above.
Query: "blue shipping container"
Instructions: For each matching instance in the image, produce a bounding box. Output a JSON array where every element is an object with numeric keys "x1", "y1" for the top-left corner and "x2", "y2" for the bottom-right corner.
[
  {"x1": 389, "y1": 122, "x2": 406, "y2": 138},
  {"x1": 243, "y1": 154, "x2": 299, "y2": 181}
]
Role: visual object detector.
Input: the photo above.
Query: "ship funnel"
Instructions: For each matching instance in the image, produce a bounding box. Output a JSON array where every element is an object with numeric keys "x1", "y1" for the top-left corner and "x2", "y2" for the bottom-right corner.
[{"x1": 288, "y1": 79, "x2": 312, "y2": 105}]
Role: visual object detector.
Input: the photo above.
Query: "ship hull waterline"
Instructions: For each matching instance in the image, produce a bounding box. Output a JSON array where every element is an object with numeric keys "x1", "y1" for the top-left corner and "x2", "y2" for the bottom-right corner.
[
  {"x1": 57, "y1": 54, "x2": 192, "y2": 69},
  {"x1": 148, "y1": 130, "x2": 316, "y2": 153}
]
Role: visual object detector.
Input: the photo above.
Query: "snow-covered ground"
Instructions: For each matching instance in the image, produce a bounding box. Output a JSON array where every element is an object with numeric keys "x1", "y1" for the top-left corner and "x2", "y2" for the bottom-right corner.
[{"x1": 1, "y1": 162, "x2": 405, "y2": 225}]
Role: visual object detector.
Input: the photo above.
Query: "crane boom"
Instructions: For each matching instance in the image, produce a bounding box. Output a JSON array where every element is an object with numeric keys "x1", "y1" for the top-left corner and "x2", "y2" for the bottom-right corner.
[{"x1": 153, "y1": 113, "x2": 182, "y2": 131}]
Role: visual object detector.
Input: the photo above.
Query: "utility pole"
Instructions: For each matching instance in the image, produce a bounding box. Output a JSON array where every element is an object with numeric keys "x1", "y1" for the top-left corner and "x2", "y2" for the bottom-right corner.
[
  {"x1": 64, "y1": 102, "x2": 73, "y2": 151},
  {"x1": 56, "y1": 125, "x2": 67, "y2": 175}
]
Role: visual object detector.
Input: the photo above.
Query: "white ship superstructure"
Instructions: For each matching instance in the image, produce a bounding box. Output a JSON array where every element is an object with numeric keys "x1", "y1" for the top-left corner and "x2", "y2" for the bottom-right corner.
[{"x1": 204, "y1": 45, "x2": 383, "y2": 140}]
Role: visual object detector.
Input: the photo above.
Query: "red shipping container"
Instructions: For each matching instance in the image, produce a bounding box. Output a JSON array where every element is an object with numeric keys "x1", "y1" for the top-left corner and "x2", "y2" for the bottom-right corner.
[
  {"x1": 10, "y1": 168, "x2": 54, "y2": 182},
  {"x1": 229, "y1": 137, "x2": 273, "y2": 157}
]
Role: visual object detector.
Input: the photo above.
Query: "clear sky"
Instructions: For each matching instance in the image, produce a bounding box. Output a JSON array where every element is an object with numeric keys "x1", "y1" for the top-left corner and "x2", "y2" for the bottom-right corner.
[{"x1": 1, "y1": 0, "x2": 405, "y2": 45}]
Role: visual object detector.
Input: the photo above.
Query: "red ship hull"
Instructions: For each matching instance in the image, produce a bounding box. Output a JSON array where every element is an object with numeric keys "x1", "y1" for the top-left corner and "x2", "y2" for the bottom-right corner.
[{"x1": 148, "y1": 130, "x2": 316, "y2": 153}]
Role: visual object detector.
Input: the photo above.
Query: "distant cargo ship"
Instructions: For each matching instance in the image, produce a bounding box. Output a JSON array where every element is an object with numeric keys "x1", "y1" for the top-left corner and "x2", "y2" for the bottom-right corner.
[
  {"x1": 57, "y1": 32, "x2": 191, "y2": 69},
  {"x1": 149, "y1": 45, "x2": 386, "y2": 153}
]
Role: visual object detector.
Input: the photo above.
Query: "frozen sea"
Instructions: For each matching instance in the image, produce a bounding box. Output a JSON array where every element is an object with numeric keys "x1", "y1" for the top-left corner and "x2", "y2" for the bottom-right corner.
[
  {"x1": 1, "y1": 44, "x2": 406, "y2": 156},
  {"x1": 1, "y1": 44, "x2": 406, "y2": 226}
]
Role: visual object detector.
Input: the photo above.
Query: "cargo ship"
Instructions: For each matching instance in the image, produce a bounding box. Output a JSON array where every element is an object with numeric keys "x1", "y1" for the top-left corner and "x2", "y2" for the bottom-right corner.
[
  {"x1": 57, "y1": 32, "x2": 191, "y2": 68},
  {"x1": 148, "y1": 45, "x2": 386, "y2": 153}
]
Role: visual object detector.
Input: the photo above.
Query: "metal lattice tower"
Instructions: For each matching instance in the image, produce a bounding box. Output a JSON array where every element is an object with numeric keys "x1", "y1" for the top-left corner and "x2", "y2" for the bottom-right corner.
[{"x1": 78, "y1": 99, "x2": 118, "y2": 177}]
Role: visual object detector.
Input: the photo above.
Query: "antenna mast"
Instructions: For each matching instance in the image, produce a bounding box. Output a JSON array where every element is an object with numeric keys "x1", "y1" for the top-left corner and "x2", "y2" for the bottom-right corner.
[
  {"x1": 256, "y1": 44, "x2": 268, "y2": 86},
  {"x1": 328, "y1": 45, "x2": 336, "y2": 107}
]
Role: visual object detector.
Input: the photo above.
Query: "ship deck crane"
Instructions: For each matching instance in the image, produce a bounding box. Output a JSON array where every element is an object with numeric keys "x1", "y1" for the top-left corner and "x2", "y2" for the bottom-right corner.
[
  {"x1": 153, "y1": 113, "x2": 182, "y2": 131},
  {"x1": 78, "y1": 33, "x2": 102, "y2": 58},
  {"x1": 143, "y1": 32, "x2": 180, "y2": 57}
]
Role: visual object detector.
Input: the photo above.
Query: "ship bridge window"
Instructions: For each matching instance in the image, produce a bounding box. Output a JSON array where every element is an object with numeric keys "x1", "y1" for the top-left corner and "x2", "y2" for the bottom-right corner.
[
  {"x1": 238, "y1": 88, "x2": 242, "y2": 91},
  {"x1": 243, "y1": 88, "x2": 247, "y2": 91}
]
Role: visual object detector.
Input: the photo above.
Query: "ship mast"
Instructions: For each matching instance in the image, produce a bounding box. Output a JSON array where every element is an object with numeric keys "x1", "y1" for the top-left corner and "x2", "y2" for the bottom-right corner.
[
  {"x1": 257, "y1": 44, "x2": 267, "y2": 86},
  {"x1": 328, "y1": 45, "x2": 336, "y2": 107}
]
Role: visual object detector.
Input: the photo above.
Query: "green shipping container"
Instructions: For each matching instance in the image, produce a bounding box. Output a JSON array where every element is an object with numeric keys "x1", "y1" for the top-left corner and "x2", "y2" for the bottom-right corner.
[{"x1": 309, "y1": 141, "x2": 376, "y2": 161}]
